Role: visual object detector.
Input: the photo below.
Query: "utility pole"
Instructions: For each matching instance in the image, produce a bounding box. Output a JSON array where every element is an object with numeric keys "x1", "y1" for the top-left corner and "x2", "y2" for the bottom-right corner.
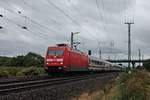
[
  {"x1": 110, "y1": 40, "x2": 114, "y2": 59},
  {"x1": 98, "y1": 42, "x2": 102, "y2": 60},
  {"x1": 71, "y1": 32, "x2": 80, "y2": 49},
  {"x1": 99, "y1": 50, "x2": 102, "y2": 59},
  {"x1": 142, "y1": 54, "x2": 144, "y2": 60},
  {"x1": 0, "y1": 14, "x2": 3, "y2": 29},
  {"x1": 71, "y1": 32, "x2": 73, "y2": 48},
  {"x1": 125, "y1": 22, "x2": 134, "y2": 67},
  {"x1": 138, "y1": 49, "x2": 141, "y2": 66},
  {"x1": 108, "y1": 56, "x2": 110, "y2": 60}
]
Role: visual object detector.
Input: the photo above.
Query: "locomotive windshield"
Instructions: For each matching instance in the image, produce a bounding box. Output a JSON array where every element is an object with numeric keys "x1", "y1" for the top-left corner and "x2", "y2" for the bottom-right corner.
[{"x1": 48, "y1": 50, "x2": 64, "y2": 56}]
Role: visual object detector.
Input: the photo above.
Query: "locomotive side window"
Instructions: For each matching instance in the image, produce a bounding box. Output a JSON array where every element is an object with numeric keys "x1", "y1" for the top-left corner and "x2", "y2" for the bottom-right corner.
[{"x1": 48, "y1": 50, "x2": 64, "y2": 56}]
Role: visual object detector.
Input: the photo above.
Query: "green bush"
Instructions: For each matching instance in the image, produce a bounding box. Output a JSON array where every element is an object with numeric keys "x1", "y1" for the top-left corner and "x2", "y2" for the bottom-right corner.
[
  {"x1": 16, "y1": 67, "x2": 45, "y2": 76},
  {"x1": 115, "y1": 70, "x2": 150, "y2": 100},
  {"x1": 0, "y1": 52, "x2": 44, "y2": 67},
  {"x1": 0, "y1": 70, "x2": 10, "y2": 77},
  {"x1": 143, "y1": 60, "x2": 150, "y2": 71},
  {"x1": 0, "y1": 67, "x2": 46, "y2": 77}
]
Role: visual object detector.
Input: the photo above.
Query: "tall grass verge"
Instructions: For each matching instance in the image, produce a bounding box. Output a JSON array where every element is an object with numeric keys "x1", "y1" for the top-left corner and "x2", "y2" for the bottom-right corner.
[
  {"x1": 0, "y1": 67, "x2": 46, "y2": 77},
  {"x1": 100, "y1": 70, "x2": 150, "y2": 100}
]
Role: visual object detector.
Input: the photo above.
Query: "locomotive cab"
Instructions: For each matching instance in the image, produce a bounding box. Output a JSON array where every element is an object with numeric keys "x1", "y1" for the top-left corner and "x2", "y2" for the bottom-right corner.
[{"x1": 44, "y1": 44, "x2": 69, "y2": 73}]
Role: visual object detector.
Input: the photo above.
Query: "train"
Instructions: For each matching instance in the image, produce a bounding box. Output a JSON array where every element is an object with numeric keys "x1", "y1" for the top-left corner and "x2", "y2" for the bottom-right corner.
[{"x1": 44, "y1": 44, "x2": 122, "y2": 74}]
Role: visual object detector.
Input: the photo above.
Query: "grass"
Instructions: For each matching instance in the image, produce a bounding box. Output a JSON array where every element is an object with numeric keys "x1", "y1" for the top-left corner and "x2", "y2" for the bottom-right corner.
[
  {"x1": 100, "y1": 69, "x2": 150, "y2": 100},
  {"x1": 0, "y1": 66, "x2": 46, "y2": 77},
  {"x1": 72, "y1": 69, "x2": 150, "y2": 100}
]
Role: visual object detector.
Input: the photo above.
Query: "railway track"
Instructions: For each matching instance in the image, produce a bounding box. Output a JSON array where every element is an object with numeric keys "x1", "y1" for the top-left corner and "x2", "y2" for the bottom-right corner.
[
  {"x1": 0, "y1": 72, "x2": 118, "y2": 95},
  {"x1": 0, "y1": 75, "x2": 49, "y2": 85}
]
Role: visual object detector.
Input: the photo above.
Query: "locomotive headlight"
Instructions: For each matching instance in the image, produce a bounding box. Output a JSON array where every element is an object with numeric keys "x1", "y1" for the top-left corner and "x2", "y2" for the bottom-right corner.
[
  {"x1": 46, "y1": 59, "x2": 53, "y2": 62},
  {"x1": 60, "y1": 62, "x2": 63, "y2": 64},
  {"x1": 46, "y1": 62, "x2": 49, "y2": 65},
  {"x1": 56, "y1": 58, "x2": 63, "y2": 62}
]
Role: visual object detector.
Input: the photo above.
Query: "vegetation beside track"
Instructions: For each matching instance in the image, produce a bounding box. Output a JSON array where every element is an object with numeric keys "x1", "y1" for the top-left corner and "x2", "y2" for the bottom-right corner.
[
  {"x1": 0, "y1": 52, "x2": 45, "y2": 77},
  {"x1": 0, "y1": 67, "x2": 45, "y2": 77},
  {"x1": 0, "y1": 52, "x2": 44, "y2": 67},
  {"x1": 103, "y1": 69, "x2": 150, "y2": 100},
  {"x1": 74, "y1": 69, "x2": 150, "y2": 100},
  {"x1": 143, "y1": 59, "x2": 150, "y2": 71}
]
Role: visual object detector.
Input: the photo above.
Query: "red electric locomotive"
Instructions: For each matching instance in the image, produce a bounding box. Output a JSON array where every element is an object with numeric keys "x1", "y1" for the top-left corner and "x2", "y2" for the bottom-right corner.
[{"x1": 44, "y1": 44, "x2": 89, "y2": 73}]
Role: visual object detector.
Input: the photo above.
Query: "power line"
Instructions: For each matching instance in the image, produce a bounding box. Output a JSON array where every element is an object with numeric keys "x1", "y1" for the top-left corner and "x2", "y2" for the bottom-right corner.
[
  {"x1": 95, "y1": 0, "x2": 106, "y2": 33},
  {"x1": 21, "y1": 0, "x2": 93, "y2": 42},
  {"x1": 68, "y1": 0, "x2": 104, "y2": 43},
  {"x1": 0, "y1": 2, "x2": 61, "y2": 38},
  {"x1": 15, "y1": 0, "x2": 98, "y2": 42},
  {"x1": 46, "y1": 0, "x2": 79, "y2": 26},
  {"x1": 3, "y1": 0, "x2": 98, "y2": 42},
  {"x1": 1, "y1": 14, "x2": 52, "y2": 41},
  {"x1": 1, "y1": 6, "x2": 69, "y2": 41},
  {"x1": 67, "y1": 1, "x2": 101, "y2": 44},
  {"x1": 2, "y1": 0, "x2": 100, "y2": 46},
  {"x1": 100, "y1": 0, "x2": 108, "y2": 32},
  {"x1": 21, "y1": 0, "x2": 91, "y2": 43},
  {"x1": 46, "y1": 0, "x2": 98, "y2": 41},
  {"x1": 0, "y1": 1, "x2": 90, "y2": 51},
  {"x1": 132, "y1": 0, "x2": 137, "y2": 22},
  {"x1": 21, "y1": 0, "x2": 64, "y2": 30},
  {"x1": 124, "y1": 0, "x2": 136, "y2": 22}
]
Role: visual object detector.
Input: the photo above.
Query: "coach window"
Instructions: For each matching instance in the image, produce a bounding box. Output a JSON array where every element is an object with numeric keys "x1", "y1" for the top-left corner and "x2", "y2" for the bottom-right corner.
[{"x1": 99, "y1": 62, "x2": 102, "y2": 65}]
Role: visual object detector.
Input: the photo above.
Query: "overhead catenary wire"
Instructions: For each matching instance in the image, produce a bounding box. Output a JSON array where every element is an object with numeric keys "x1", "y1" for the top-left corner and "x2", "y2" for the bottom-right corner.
[
  {"x1": 0, "y1": 1, "x2": 62, "y2": 38},
  {"x1": 96, "y1": 0, "x2": 108, "y2": 34},
  {"x1": 20, "y1": 0, "x2": 71, "y2": 40},
  {"x1": 46, "y1": 0, "x2": 80, "y2": 26},
  {"x1": 66, "y1": 1, "x2": 102, "y2": 48},
  {"x1": 46, "y1": 0, "x2": 99, "y2": 41},
  {"x1": 2, "y1": 0, "x2": 97, "y2": 43},
  {"x1": 124, "y1": 0, "x2": 136, "y2": 22},
  {"x1": 0, "y1": 6, "x2": 68, "y2": 42},
  {"x1": 1, "y1": 0, "x2": 93, "y2": 54},
  {"x1": 95, "y1": 0, "x2": 104, "y2": 28},
  {"x1": 1, "y1": 0, "x2": 99, "y2": 42},
  {"x1": 95, "y1": 0, "x2": 105, "y2": 31},
  {"x1": 21, "y1": 0, "x2": 65, "y2": 32},
  {"x1": 100, "y1": 0, "x2": 108, "y2": 32},
  {"x1": 1, "y1": 14, "x2": 53, "y2": 41},
  {"x1": 132, "y1": 0, "x2": 137, "y2": 22}
]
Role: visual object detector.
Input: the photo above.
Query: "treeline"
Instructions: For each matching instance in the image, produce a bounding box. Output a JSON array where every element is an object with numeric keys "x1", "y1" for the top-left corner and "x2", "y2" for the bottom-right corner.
[
  {"x1": 143, "y1": 59, "x2": 150, "y2": 71},
  {"x1": 0, "y1": 52, "x2": 44, "y2": 67}
]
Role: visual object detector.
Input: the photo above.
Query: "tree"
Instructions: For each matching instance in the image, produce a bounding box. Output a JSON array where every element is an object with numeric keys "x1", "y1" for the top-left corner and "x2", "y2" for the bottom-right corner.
[
  {"x1": 0, "y1": 52, "x2": 44, "y2": 67},
  {"x1": 143, "y1": 59, "x2": 150, "y2": 71}
]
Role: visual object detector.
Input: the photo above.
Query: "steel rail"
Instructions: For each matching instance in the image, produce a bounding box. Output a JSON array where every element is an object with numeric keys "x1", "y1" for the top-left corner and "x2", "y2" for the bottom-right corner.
[
  {"x1": 0, "y1": 75, "x2": 49, "y2": 85},
  {"x1": 0, "y1": 72, "x2": 117, "y2": 95}
]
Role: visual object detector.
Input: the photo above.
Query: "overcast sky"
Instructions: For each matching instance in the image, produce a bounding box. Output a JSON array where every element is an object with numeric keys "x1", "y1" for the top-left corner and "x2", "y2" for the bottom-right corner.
[{"x1": 0, "y1": 0, "x2": 150, "y2": 60}]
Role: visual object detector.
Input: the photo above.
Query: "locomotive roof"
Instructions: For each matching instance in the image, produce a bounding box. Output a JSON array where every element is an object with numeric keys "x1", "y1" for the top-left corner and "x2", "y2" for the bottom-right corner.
[{"x1": 48, "y1": 45, "x2": 87, "y2": 55}]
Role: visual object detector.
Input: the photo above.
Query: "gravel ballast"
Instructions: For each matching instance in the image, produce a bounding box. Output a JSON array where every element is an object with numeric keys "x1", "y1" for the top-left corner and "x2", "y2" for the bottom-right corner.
[{"x1": 0, "y1": 73, "x2": 118, "y2": 100}]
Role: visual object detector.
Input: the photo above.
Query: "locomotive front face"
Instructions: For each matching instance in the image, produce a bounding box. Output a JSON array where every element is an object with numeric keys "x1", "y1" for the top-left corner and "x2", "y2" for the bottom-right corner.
[
  {"x1": 45, "y1": 49, "x2": 64, "y2": 66},
  {"x1": 44, "y1": 47, "x2": 68, "y2": 72}
]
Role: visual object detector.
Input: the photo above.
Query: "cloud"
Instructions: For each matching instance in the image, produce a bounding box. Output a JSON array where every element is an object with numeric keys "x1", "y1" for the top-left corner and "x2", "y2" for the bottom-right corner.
[{"x1": 0, "y1": 0, "x2": 150, "y2": 60}]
